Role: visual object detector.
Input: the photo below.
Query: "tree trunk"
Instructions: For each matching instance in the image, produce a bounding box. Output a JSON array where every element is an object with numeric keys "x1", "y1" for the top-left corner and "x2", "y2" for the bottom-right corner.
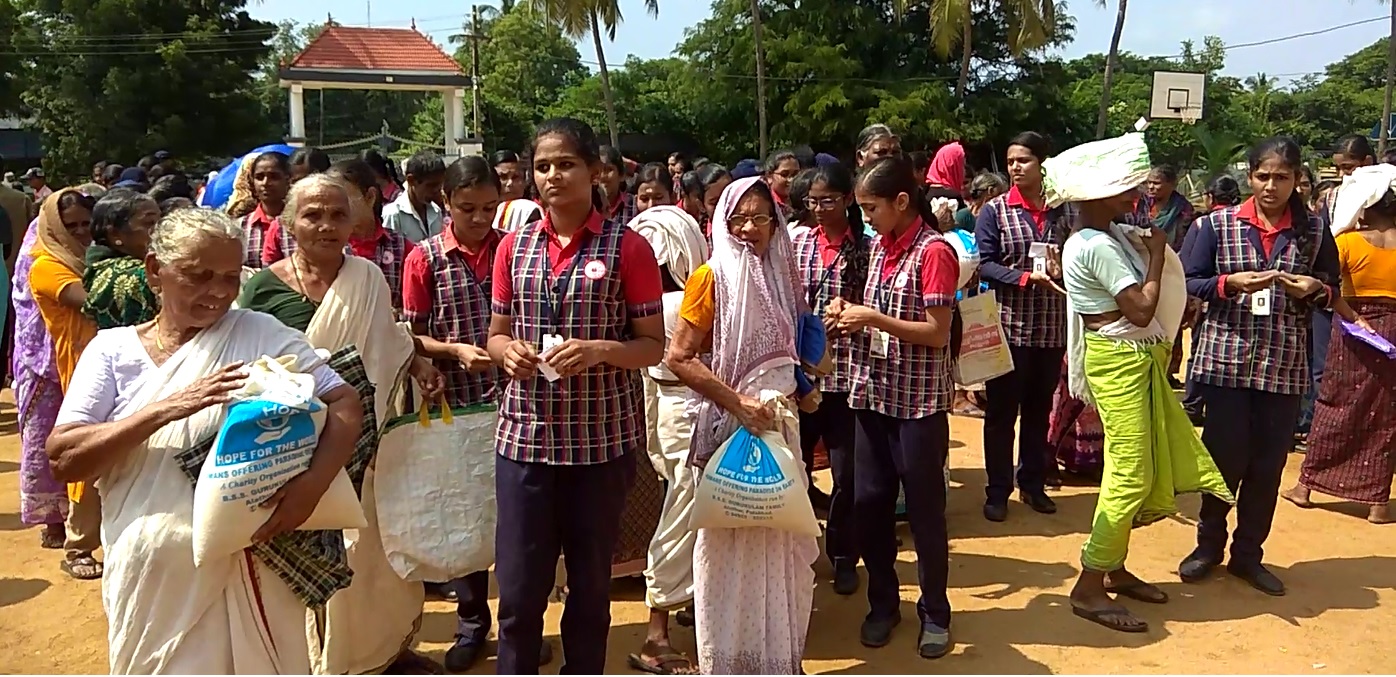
[
  {"x1": 751, "y1": 0, "x2": 768, "y2": 159},
  {"x1": 955, "y1": 10, "x2": 971, "y2": 98},
  {"x1": 1095, "y1": 0, "x2": 1128, "y2": 139},
  {"x1": 1381, "y1": 3, "x2": 1395, "y2": 154},
  {"x1": 590, "y1": 10, "x2": 620, "y2": 149}
]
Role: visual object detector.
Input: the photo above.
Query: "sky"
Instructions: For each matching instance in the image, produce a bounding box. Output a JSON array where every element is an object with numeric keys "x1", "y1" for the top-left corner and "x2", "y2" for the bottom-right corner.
[{"x1": 253, "y1": 0, "x2": 1391, "y2": 86}]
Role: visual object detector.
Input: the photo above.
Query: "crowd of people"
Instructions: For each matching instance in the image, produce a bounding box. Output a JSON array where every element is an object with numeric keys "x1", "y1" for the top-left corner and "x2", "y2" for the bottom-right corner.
[{"x1": 3, "y1": 116, "x2": 1393, "y2": 676}]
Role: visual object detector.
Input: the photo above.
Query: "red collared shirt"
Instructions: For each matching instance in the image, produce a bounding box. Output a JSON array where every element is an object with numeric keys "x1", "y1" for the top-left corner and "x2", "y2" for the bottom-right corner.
[
  {"x1": 491, "y1": 209, "x2": 663, "y2": 310},
  {"x1": 814, "y1": 225, "x2": 849, "y2": 268},
  {"x1": 1006, "y1": 185, "x2": 1049, "y2": 231},
  {"x1": 243, "y1": 203, "x2": 277, "y2": 269},
  {"x1": 877, "y1": 217, "x2": 959, "y2": 300},
  {"x1": 403, "y1": 226, "x2": 501, "y2": 325},
  {"x1": 348, "y1": 223, "x2": 392, "y2": 260}
]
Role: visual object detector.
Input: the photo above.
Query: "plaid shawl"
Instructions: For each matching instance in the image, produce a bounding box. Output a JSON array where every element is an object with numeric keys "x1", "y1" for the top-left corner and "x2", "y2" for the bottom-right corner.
[{"x1": 173, "y1": 345, "x2": 380, "y2": 608}]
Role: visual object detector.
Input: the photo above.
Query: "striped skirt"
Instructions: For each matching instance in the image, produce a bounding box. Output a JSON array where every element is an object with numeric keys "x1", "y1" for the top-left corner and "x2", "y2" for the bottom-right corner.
[{"x1": 1300, "y1": 298, "x2": 1396, "y2": 505}]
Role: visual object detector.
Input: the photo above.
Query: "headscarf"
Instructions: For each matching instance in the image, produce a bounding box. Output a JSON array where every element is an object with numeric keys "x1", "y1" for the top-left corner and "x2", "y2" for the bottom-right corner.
[
  {"x1": 1329, "y1": 163, "x2": 1396, "y2": 236},
  {"x1": 689, "y1": 176, "x2": 804, "y2": 468},
  {"x1": 33, "y1": 187, "x2": 88, "y2": 275},
  {"x1": 492, "y1": 198, "x2": 543, "y2": 233},
  {"x1": 1042, "y1": 132, "x2": 1152, "y2": 208},
  {"x1": 224, "y1": 154, "x2": 258, "y2": 218},
  {"x1": 925, "y1": 141, "x2": 967, "y2": 191},
  {"x1": 627, "y1": 205, "x2": 709, "y2": 287}
]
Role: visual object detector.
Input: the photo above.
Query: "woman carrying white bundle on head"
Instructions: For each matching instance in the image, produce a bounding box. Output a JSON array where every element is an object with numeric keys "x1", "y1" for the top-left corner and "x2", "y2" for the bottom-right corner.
[{"x1": 1048, "y1": 131, "x2": 1232, "y2": 635}]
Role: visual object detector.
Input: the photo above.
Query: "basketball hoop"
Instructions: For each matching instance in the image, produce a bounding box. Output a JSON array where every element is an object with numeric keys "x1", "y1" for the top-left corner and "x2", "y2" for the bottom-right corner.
[{"x1": 1180, "y1": 107, "x2": 1201, "y2": 126}]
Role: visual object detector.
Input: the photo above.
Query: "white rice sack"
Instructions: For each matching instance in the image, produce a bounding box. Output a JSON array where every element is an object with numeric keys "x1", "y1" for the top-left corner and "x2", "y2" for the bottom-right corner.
[
  {"x1": 943, "y1": 229, "x2": 979, "y2": 289},
  {"x1": 192, "y1": 355, "x2": 366, "y2": 566}
]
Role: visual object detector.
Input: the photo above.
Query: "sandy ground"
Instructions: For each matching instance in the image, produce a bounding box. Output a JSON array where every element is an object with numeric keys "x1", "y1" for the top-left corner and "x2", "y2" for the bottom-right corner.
[{"x1": 0, "y1": 396, "x2": 1393, "y2": 675}]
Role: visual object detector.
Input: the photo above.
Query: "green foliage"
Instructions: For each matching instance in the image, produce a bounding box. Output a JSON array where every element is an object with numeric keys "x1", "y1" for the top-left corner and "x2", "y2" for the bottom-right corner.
[
  {"x1": 2, "y1": 0, "x2": 1391, "y2": 183},
  {"x1": 412, "y1": 7, "x2": 586, "y2": 154},
  {"x1": 14, "y1": 0, "x2": 276, "y2": 180}
]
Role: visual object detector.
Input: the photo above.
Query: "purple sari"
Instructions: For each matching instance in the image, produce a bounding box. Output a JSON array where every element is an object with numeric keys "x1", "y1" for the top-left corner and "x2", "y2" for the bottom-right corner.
[{"x1": 13, "y1": 224, "x2": 66, "y2": 525}]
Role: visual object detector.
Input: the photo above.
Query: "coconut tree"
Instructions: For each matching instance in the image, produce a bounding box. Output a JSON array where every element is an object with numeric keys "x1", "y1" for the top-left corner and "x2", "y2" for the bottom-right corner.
[
  {"x1": 752, "y1": 0, "x2": 768, "y2": 158},
  {"x1": 521, "y1": 0, "x2": 659, "y2": 149},
  {"x1": 892, "y1": 0, "x2": 1057, "y2": 99},
  {"x1": 1094, "y1": 0, "x2": 1129, "y2": 139}
]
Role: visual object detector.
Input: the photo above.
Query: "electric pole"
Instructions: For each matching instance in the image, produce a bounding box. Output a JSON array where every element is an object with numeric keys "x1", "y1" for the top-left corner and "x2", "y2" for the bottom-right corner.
[{"x1": 466, "y1": 5, "x2": 487, "y2": 140}]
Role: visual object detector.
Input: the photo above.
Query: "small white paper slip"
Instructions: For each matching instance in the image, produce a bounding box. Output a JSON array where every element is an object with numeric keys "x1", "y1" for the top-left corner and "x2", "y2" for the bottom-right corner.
[
  {"x1": 1029, "y1": 242, "x2": 1049, "y2": 275},
  {"x1": 1250, "y1": 288, "x2": 1272, "y2": 316},
  {"x1": 542, "y1": 333, "x2": 565, "y2": 353},
  {"x1": 538, "y1": 362, "x2": 562, "y2": 382},
  {"x1": 870, "y1": 328, "x2": 890, "y2": 359}
]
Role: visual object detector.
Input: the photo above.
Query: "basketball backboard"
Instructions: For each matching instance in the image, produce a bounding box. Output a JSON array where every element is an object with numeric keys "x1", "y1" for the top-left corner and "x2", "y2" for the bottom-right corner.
[{"x1": 1149, "y1": 71, "x2": 1206, "y2": 121}]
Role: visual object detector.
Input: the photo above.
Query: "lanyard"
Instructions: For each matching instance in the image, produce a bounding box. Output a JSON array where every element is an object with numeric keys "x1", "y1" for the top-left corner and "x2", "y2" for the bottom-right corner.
[
  {"x1": 807, "y1": 244, "x2": 846, "y2": 310},
  {"x1": 541, "y1": 235, "x2": 593, "y2": 332},
  {"x1": 870, "y1": 231, "x2": 920, "y2": 314}
]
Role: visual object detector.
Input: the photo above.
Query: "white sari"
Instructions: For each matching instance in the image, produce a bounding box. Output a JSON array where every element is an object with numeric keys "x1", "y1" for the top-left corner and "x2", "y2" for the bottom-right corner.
[
  {"x1": 91, "y1": 309, "x2": 320, "y2": 674},
  {"x1": 301, "y1": 255, "x2": 423, "y2": 675}
]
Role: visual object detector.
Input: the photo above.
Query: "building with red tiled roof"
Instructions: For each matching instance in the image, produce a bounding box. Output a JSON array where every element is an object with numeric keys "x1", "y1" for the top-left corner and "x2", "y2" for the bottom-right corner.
[{"x1": 279, "y1": 21, "x2": 474, "y2": 154}]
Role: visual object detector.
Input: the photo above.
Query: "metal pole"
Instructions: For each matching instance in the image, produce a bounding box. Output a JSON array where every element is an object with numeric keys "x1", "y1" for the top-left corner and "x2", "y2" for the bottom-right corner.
[{"x1": 470, "y1": 5, "x2": 483, "y2": 139}]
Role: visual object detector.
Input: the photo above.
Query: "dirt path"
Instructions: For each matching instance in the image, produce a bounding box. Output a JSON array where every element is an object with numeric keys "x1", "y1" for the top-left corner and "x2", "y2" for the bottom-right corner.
[{"x1": 0, "y1": 400, "x2": 1392, "y2": 674}]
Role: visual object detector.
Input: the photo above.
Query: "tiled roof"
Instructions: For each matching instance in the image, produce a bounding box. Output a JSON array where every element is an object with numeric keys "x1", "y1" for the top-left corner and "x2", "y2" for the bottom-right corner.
[{"x1": 288, "y1": 23, "x2": 465, "y2": 74}]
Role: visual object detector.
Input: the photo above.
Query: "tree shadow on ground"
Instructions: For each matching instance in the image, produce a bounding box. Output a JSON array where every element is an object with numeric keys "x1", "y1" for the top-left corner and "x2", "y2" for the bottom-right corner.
[
  {"x1": 0, "y1": 577, "x2": 51, "y2": 607},
  {"x1": 0, "y1": 460, "x2": 19, "y2": 474}
]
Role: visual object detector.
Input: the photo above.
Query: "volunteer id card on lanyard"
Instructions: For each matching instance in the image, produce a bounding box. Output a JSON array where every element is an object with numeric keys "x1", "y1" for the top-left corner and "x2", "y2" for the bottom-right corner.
[
  {"x1": 539, "y1": 237, "x2": 596, "y2": 381},
  {"x1": 869, "y1": 243, "x2": 917, "y2": 359}
]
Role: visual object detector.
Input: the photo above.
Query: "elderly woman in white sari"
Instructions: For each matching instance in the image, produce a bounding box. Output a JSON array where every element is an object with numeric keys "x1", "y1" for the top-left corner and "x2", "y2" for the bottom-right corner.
[
  {"x1": 1052, "y1": 133, "x2": 1232, "y2": 634},
  {"x1": 668, "y1": 177, "x2": 819, "y2": 674},
  {"x1": 628, "y1": 205, "x2": 710, "y2": 674},
  {"x1": 237, "y1": 174, "x2": 447, "y2": 674},
  {"x1": 46, "y1": 208, "x2": 364, "y2": 674}
]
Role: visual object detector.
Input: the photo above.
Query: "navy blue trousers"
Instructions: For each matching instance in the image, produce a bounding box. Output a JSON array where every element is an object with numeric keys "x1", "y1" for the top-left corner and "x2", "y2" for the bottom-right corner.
[
  {"x1": 1196, "y1": 386, "x2": 1302, "y2": 566},
  {"x1": 983, "y1": 345, "x2": 1063, "y2": 503},
  {"x1": 800, "y1": 391, "x2": 858, "y2": 570},
  {"x1": 451, "y1": 570, "x2": 492, "y2": 646},
  {"x1": 494, "y1": 452, "x2": 634, "y2": 675},
  {"x1": 854, "y1": 409, "x2": 952, "y2": 629}
]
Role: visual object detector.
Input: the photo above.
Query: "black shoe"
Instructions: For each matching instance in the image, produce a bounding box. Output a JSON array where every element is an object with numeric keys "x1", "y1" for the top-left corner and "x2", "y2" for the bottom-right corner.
[
  {"x1": 1186, "y1": 409, "x2": 1206, "y2": 427},
  {"x1": 809, "y1": 487, "x2": 832, "y2": 513},
  {"x1": 444, "y1": 641, "x2": 482, "y2": 673},
  {"x1": 675, "y1": 605, "x2": 695, "y2": 627},
  {"x1": 1168, "y1": 375, "x2": 1184, "y2": 390},
  {"x1": 832, "y1": 565, "x2": 860, "y2": 596},
  {"x1": 424, "y1": 581, "x2": 458, "y2": 603},
  {"x1": 1178, "y1": 551, "x2": 1221, "y2": 583},
  {"x1": 983, "y1": 501, "x2": 1008, "y2": 522},
  {"x1": 918, "y1": 623, "x2": 952, "y2": 659},
  {"x1": 860, "y1": 614, "x2": 901, "y2": 648},
  {"x1": 1227, "y1": 562, "x2": 1286, "y2": 596},
  {"x1": 1020, "y1": 490, "x2": 1058, "y2": 514}
]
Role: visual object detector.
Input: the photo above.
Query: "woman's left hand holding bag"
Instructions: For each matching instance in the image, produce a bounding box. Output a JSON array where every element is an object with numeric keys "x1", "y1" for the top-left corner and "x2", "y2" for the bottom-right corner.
[
  {"x1": 252, "y1": 466, "x2": 338, "y2": 543},
  {"x1": 409, "y1": 355, "x2": 446, "y2": 400}
]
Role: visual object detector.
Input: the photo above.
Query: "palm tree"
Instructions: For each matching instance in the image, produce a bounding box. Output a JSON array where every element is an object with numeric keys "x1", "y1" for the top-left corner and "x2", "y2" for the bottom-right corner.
[
  {"x1": 751, "y1": 0, "x2": 768, "y2": 159},
  {"x1": 1094, "y1": 0, "x2": 1128, "y2": 139},
  {"x1": 521, "y1": 0, "x2": 659, "y2": 148},
  {"x1": 891, "y1": 0, "x2": 1056, "y2": 99}
]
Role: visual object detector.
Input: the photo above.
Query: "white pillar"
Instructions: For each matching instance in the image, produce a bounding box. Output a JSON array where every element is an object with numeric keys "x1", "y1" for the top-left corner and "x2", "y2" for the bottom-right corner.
[
  {"x1": 288, "y1": 83, "x2": 307, "y2": 147},
  {"x1": 443, "y1": 91, "x2": 459, "y2": 156},
  {"x1": 453, "y1": 88, "x2": 467, "y2": 154}
]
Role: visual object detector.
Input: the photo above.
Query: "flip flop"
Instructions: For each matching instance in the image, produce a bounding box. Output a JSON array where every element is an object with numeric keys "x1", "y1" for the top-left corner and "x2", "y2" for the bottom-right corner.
[
  {"x1": 627, "y1": 652, "x2": 698, "y2": 675},
  {"x1": 1072, "y1": 605, "x2": 1149, "y2": 633},
  {"x1": 1106, "y1": 581, "x2": 1169, "y2": 604},
  {"x1": 60, "y1": 556, "x2": 103, "y2": 580}
]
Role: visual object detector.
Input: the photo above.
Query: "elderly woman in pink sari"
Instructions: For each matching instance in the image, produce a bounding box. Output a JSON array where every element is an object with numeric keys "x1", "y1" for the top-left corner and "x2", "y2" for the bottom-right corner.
[{"x1": 667, "y1": 176, "x2": 819, "y2": 674}]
